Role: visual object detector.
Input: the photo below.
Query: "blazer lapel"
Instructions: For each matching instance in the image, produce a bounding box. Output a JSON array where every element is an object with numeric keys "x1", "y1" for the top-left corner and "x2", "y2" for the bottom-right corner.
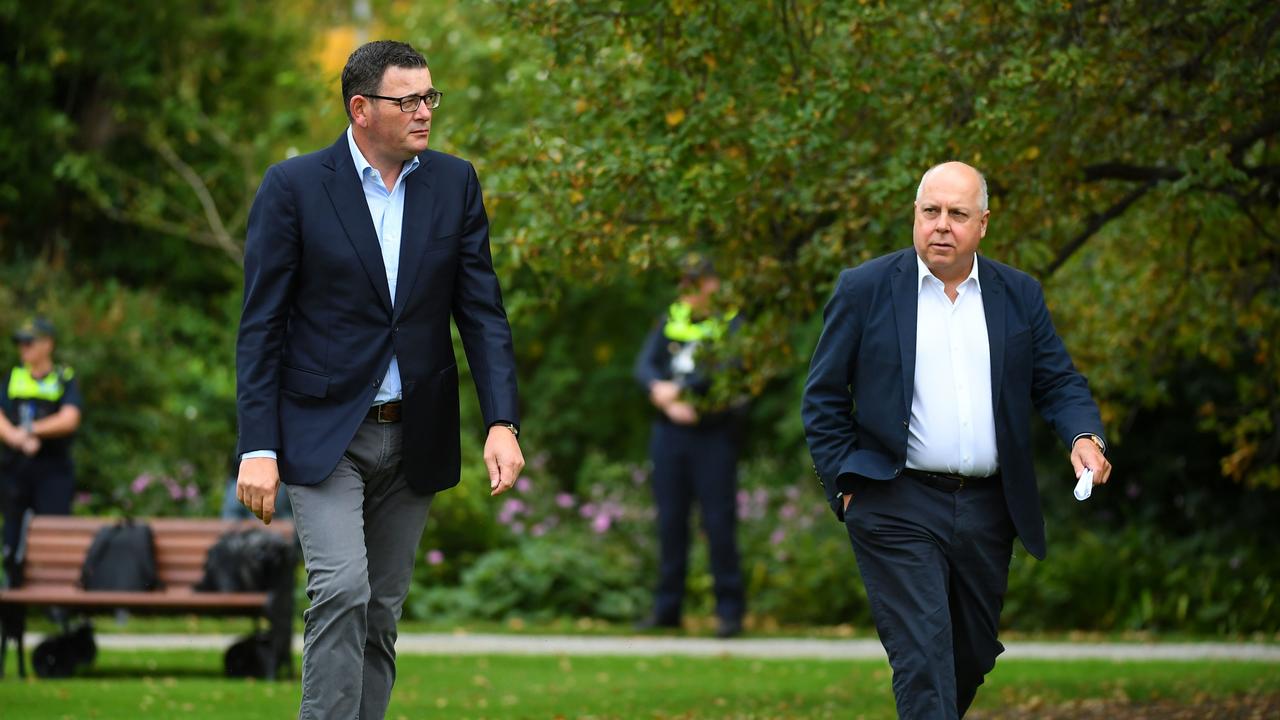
[
  {"x1": 321, "y1": 135, "x2": 393, "y2": 315},
  {"x1": 889, "y1": 250, "x2": 919, "y2": 419},
  {"x1": 979, "y1": 256, "x2": 1007, "y2": 413},
  {"x1": 392, "y1": 156, "x2": 435, "y2": 320}
]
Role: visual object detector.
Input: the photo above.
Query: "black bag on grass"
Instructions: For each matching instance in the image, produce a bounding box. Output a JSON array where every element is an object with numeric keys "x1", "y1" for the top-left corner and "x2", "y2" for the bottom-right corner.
[
  {"x1": 32, "y1": 621, "x2": 96, "y2": 678},
  {"x1": 79, "y1": 519, "x2": 159, "y2": 591},
  {"x1": 224, "y1": 631, "x2": 276, "y2": 678}
]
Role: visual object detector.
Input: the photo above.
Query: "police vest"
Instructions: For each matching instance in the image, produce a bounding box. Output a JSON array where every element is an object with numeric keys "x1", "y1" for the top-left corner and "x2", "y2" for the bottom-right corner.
[{"x1": 6, "y1": 365, "x2": 74, "y2": 426}]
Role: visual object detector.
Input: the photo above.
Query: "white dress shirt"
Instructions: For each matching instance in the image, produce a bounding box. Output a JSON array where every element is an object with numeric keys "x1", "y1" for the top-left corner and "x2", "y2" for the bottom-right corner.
[
  {"x1": 241, "y1": 129, "x2": 420, "y2": 461},
  {"x1": 905, "y1": 254, "x2": 1000, "y2": 477}
]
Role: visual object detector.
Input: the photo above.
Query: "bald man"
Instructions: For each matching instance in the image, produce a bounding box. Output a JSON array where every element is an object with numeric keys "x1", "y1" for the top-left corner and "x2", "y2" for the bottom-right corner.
[{"x1": 802, "y1": 162, "x2": 1111, "y2": 718}]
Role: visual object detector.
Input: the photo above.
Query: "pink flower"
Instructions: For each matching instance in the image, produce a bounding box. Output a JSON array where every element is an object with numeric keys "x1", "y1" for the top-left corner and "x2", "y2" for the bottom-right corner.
[
  {"x1": 780, "y1": 504, "x2": 798, "y2": 520},
  {"x1": 498, "y1": 498, "x2": 526, "y2": 524},
  {"x1": 531, "y1": 523, "x2": 548, "y2": 537},
  {"x1": 555, "y1": 492, "x2": 576, "y2": 509},
  {"x1": 426, "y1": 549, "x2": 444, "y2": 565},
  {"x1": 166, "y1": 478, "x2": 183, "y2": 500},
  {"x1": 591, "y1": 514, "x2": 612, "y2": 534},
  {"x1": 579, "y1": 502, "x2": 598, "y2": 519},
  {"x1": 516, "y1": 477, "x2": 532, "y2": 493},
  {"x1": 184, "y1": 484, "x2": 200, "y2": 500},
  {"x1": 131, "y1": 474, "x2": 153, "y2": 494},
  {"x1": 770, "y1": 529, "x2": 787, "y2": 545}
]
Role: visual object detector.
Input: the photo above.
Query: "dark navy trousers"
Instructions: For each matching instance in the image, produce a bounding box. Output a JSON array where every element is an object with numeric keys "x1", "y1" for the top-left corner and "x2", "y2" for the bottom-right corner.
[
  {"x1": 845, "y1": 473, "x2": 1015, "y2": 719},
  {"x1": 649, "y1": 419, "x2": 745, "y2": 624},
  {"x1": 2, "y1": 457, "x2": 75, "y2": 567}
]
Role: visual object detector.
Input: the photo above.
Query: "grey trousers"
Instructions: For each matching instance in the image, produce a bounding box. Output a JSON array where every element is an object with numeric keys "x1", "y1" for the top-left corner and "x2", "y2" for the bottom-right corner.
[{"x1": 286, "y1": 418, "x2": 434, "y2": 720}]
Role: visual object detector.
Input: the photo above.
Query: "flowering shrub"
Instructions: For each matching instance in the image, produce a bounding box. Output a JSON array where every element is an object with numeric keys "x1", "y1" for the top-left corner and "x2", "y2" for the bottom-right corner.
[
  {"x1": 406, "y1": 448, "x2": 1280, "y2": 634},
  {"x1": 76, "y1": 464, "x2": 213, "y2": 518}
]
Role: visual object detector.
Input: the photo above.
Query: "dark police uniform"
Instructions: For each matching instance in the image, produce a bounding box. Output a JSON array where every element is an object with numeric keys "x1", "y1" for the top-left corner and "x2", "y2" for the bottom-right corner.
[
  {"x1": 1, "y1": 364, "x2": 81, "y2": 558},
  {"x1": 634, "y1": 301, "x2": 745, "y2": 632}
]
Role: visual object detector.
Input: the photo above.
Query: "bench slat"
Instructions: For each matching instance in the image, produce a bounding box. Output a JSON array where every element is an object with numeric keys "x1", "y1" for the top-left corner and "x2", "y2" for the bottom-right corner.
[{"x1": 0, "y1": 586, "x2": 272, "y2": 609}]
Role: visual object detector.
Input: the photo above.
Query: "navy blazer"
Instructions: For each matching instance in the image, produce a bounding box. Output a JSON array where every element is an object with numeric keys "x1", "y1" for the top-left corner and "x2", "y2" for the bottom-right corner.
[
  {"x1": 236, "y1": 134, "x2": 519, "y2": 495},
  {"x1": 801, "y1": 248, "x2": 1103, "y2": 559}
]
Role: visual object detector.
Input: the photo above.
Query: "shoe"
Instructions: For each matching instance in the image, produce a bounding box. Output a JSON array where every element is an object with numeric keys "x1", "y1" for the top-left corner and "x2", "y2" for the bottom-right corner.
[
  {"x1": 715, "y1": 619, "x2": 743, "y2": 639},
  {"x1": 634, "y1": 615, "x2": 681, "y2": 631}
]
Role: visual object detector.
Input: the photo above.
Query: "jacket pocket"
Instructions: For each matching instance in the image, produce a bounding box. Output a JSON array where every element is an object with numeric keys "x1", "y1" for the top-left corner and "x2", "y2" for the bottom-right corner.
[{"x1": 280, "y1": 365, "x2": 329, "y2": 398}]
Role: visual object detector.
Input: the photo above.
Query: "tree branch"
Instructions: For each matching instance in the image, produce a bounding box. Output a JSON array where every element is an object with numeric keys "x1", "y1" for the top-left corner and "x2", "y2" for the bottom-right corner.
[
  {"x1": 1044, "y1": 182, "x2": 1154, "y2": 277},
  {"x1": 148, "y1": 134, "x2": 243, "y2": 265},
  {"x1": 1083, "y1": 163, "x2": 1184, "y2": 183}
]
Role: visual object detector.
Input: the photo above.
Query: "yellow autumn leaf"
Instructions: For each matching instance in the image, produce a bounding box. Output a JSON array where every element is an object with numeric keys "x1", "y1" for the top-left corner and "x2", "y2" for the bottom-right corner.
[{"x1": 665, "y1": 108, "x2": 686, "y2": 127}]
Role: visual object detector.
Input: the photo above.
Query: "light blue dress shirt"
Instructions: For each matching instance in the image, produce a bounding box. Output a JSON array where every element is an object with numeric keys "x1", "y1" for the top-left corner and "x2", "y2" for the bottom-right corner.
[
  {"x1": 242, "y1": 128, "x2": 421, "y2": 461},
  {"x1": 348, "y1": 125, "x2": 421, "y2": 405}
]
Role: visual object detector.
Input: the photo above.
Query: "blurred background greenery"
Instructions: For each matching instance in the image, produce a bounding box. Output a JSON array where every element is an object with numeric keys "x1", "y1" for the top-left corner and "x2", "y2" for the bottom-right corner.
[{"x1": 0, "y1": 0, "x2": 1277, "y2": 635}]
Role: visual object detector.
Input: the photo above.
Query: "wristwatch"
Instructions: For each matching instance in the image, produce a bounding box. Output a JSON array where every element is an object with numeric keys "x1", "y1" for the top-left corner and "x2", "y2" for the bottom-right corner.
[
  {"x1": 1082, "y1": 434, "x2": 1105, "y2": 455},
  {"x1": 493, "y1": 422, "x2": 520, "y2": 439}
]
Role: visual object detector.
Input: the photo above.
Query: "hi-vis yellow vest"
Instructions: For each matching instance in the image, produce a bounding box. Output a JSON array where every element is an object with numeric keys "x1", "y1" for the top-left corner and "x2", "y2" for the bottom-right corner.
[{"x1": 8, "y1": 365, "x2": 73, "y2": 403}]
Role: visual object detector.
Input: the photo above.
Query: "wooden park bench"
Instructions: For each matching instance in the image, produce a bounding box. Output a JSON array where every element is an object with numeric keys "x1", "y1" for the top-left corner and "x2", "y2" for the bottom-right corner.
[{"x1": 0, "y1": 515, "x2": 296, "y2": 679}]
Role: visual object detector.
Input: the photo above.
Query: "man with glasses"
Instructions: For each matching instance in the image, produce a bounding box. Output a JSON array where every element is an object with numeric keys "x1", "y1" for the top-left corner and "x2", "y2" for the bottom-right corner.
[
  {"x1": 236, "y1": 40, "x2": 523, "y2": 719},
  {"x1": 1, "y1": 316, "x2": 82, "y2": 575}
]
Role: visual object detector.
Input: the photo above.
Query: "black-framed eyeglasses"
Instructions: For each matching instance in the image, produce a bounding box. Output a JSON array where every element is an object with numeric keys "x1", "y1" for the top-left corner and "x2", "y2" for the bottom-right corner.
[{"x1": 364, "y1": 90, "x2": 442, "y2": 113}]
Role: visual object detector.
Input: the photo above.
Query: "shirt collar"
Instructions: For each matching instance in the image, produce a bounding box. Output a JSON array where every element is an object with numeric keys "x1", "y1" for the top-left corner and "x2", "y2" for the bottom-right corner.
[
  {"x1": 916, "y1": 253, "x2": 982, "y2": 294},
  {"x1": 346, "y1": 126, "x2": 420, "y2": 184}
]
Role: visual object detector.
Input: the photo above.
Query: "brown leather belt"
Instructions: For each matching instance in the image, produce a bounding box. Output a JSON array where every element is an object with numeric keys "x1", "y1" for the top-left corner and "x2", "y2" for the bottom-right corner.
[
  {"x1": 366, "y1": 401, "x2": 402, "y2": 423},
  {"x1": 902, "y1": 468, "x2": 999, "y2": 493}
]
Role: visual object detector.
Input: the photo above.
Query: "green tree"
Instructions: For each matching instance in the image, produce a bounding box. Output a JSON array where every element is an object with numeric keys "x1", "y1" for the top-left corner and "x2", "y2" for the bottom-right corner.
[
  {"x1": 0, "y1": 0, "x2": 329, "y2": 507},
  {"x1": 0, "y1": 0, "x2": 324, "y2": 287},
  {"x1": 487, "y1": 0, "x2": 1280, "y2": 486}
]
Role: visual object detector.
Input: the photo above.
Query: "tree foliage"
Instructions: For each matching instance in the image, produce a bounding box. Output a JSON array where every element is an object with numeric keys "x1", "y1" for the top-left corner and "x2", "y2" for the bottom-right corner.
[
  {"x1": 0, "y1": 0, "x2": 323, "y2": 285},
  {"x1": 489, "y1": 0, "x2": 1280, "y2": 485}
]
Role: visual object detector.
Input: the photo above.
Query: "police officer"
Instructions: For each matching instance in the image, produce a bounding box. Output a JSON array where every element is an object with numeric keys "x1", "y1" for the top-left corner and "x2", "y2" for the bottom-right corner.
[
  {"x1": 0, "y1": 317, "x2": 82, "y2": 569},
  {"x1": 633, "y1": 258, "x2": 746, "y2": 638}
]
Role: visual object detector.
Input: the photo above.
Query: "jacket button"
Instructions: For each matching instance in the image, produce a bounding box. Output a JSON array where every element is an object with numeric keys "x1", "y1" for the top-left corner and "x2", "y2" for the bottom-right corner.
[{"x1": 894, "y1": 468, "x2": 902, "y2": 477}]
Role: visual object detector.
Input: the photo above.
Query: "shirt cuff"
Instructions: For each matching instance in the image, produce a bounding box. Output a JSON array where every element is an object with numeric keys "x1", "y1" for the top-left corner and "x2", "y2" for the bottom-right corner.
[{"x1": 240, "y1": 450, "x2": 278, "y2": 461}]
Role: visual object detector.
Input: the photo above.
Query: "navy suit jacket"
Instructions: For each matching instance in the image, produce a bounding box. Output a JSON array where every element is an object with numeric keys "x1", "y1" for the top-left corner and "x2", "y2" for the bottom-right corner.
[
  {"x1": 801, "y1": 248, "x2": 1103, "y2": 559},
  {"x1": 236, "y1": 134, "x2": 519, "y2": 494}
]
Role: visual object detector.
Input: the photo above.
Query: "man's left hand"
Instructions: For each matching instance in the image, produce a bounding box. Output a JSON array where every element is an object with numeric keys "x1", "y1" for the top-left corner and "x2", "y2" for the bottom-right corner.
[
  {"x1": 485, "y1": 425, "x2": 525, "y2": 496},
  {"x1": 1071, "y1": 437, "x2": 1112, "y2": 487}
]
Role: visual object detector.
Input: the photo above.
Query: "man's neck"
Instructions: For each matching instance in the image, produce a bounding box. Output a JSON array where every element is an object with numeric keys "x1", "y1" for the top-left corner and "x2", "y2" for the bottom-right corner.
[
  {"x1": 25, "y1": 360, "x2": 53, "y2": 379},
  {"x1": 931, "y1": 257, "x2": 975, "y2": 302},
  {"x1": 352, "y1": 131, "x2": 407, "y2": 189}
]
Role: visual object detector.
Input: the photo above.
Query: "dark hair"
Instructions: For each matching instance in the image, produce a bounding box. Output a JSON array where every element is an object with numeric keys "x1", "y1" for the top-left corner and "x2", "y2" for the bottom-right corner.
[{"x1": 341, "y1": 40, "x2": 428, "y2": 121}]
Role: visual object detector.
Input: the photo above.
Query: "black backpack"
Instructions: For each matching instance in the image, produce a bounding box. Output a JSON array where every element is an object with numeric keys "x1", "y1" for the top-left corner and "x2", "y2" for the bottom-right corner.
[
  {"x1": 79, "y1": 520, "x2": 160, "y2": 591},
  {"x1": 196, "y1": 528, "x2": 294, "y2": 593}
]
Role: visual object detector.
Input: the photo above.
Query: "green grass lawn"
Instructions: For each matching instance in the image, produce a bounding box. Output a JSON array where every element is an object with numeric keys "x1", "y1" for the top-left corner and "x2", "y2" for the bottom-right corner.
[
  {"x1": 1, "y1": 650, "x2": 1277, "y2": 719},
  {"x1": 27, "y1": 613, "x2": 1280, "y2": 643}
]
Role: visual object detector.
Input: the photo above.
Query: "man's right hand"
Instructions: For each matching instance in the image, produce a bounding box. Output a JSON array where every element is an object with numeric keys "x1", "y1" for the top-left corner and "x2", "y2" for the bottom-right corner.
[{"x1": 237, "y1": 457, "x2": 281, "y2": 525}]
